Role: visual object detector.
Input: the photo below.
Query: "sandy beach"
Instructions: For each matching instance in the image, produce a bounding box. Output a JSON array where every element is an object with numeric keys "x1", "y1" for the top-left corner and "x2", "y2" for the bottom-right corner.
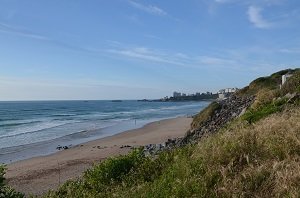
[{"x1": 5, "y1": 117, "x2": 192, "y2": 196}]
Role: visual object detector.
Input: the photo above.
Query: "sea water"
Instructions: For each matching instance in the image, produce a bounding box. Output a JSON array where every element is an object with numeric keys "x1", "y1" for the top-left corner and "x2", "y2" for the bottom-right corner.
[{"x1": 0, "y1": 100, "x2": 210, "y2": 163}]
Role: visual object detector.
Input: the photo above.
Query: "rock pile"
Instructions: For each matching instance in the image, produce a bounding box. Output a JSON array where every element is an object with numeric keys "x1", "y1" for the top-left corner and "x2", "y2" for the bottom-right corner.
[
  {"x1": 179, "y1": 95, "x2": 255, "y2": 145},
  {"x1": 143, "y1": 95, "x2": 255, "y2": 156}
]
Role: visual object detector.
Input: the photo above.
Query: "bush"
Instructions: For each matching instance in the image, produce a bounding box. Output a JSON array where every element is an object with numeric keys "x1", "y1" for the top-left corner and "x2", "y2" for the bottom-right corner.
[
  {"x1": 0, "y1": 165, "x2": 24, "y2": 198},
  {"x1": 84, "y1": 149, "x2": 143, "y2": 186},
  {"x1": 0, "y1": 165, "x2": 5, "y2": 188},
  {"x1": 251, "y1": 88, "x2": 279, "y2": 109},
  {"x1": 242, "y1": 98, "x2": 287, "y2": 124}
]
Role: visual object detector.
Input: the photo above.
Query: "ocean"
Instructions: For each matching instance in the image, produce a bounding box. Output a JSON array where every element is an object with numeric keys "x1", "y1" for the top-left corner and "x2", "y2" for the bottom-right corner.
[{"x1": 0, "y1": 100, "x2": 210, "y2": 164}]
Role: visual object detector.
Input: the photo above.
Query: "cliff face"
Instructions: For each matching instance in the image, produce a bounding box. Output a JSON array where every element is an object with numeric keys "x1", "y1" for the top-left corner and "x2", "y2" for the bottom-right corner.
[{"x1": 180, "y1": 95, "x2": 255, "y2": 145}]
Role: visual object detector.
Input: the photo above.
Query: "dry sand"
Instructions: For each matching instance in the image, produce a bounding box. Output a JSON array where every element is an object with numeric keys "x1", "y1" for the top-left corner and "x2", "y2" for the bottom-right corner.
[{"x1": 6, "y1": 117, "x2": 192, "y2": 196}]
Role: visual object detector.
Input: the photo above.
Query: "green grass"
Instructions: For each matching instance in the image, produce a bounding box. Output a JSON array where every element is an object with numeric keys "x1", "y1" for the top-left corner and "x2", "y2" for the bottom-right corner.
[
  {"x1": 236, "y1": 68, "x2": 299, "y2": 97},
  {"x1": 2, "y1": 68, "x2": 300, "y2": 197},
  {"x1": 44, "y1": 106, "x2": 300, "y2": 198},
  {"x1": 42, "y1": 68, "x2": 300, "y2": 197},
  {"x1": 242, "y1": 98, "x2": 287, "y2": 124}
]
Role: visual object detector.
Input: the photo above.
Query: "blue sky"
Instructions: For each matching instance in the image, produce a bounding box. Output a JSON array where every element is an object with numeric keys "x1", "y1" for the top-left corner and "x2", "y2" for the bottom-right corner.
[{"x1": 0, "y1": 0, "x2": 299, "y2": 100}]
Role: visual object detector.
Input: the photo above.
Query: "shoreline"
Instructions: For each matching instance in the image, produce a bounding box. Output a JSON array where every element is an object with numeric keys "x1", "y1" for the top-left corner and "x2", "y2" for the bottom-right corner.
[
  {"x1": 0, "y1": 118, "x2": 153, "y2": 164},
  {"x1": 6, "y1": 117, "x2": 192, "y2": 196}
]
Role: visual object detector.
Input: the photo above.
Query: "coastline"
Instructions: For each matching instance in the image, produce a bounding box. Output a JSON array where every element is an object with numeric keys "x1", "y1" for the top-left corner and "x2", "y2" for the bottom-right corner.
[{"x1": 6, "y1": 117, "x2": 192, "y2": 196}]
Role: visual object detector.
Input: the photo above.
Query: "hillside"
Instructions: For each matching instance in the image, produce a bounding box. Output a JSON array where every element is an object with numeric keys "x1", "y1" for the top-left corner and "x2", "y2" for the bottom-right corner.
[{"x1": 1, "y1": 68, "x2": 300, "y2": 197}]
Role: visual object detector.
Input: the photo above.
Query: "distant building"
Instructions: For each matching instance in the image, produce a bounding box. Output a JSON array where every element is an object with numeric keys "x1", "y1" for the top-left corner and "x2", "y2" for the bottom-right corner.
[
  {"x1": 173, "y1": 91, "x2": 181, "y2": 98},
  {"x1": 182, "y1": 93, "x2": 187, "y2": 97},
  {"x1": 282, "y1": 74, "x2": 293, "y2": 85},
  {"x1": 218, "y1": 87, "x2": 238, "y2": 99},
  {"x1": 218, "y1": 89, "x2": 226, "y2": 94}
]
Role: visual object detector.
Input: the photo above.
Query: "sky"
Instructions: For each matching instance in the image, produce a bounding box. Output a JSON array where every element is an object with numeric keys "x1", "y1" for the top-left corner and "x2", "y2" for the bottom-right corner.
[{"x1": 0, "y1": 0, "x2": 299, "y2": 100}]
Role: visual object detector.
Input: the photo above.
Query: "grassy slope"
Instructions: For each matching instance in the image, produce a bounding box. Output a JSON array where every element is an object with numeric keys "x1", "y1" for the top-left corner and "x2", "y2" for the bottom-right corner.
[
  {"x1": 44, "y1": 106, "x2": 300, "y2": 198},
  {"x1": 1, "y1": 69, "x2": 299, "y2": 197},
  {"x1": 43, "y1": 69, "x2": 300, "y2": 197},
  {"x1": 236, "y1": 68, "x2": 299, "y2": 97}
]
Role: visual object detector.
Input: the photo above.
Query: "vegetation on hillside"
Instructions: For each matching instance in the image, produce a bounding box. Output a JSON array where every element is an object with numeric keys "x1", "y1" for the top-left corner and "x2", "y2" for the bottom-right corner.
[
  {"x1": 44, "y1": 106, "x2": 300, "y2": 198},
  {"x1": 236, "y1": 68, "x2": 299, "y2": 97},
  {"x1": 43, "y1": 69, "x2": 300, "y2": 197},
  {"x1": 0, "y1": 165, "x2": 24, "y2": 198},
  {"x1": 241, "y1": 69, "x2": 300, "y2": 124},
  {"x1": 1, "y1": 69, "x2": 299, "y2": 197}
]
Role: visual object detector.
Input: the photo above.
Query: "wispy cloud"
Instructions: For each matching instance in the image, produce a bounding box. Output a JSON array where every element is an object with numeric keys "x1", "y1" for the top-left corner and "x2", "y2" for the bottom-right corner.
[
  {"x1": 128, "y1": 1, "x2": 167, "y2": 16},
  {"x1": 0, "y1": 22, "x2": 49, "y2": 40},
  {"x1": 279, "y1": 48, "x2": 300, "y2": 54},
  {"x1": 214, "y1": 0, "x2": 236, "y2": 3},
  {"x1": 106, "y1": 45, "x2": 241, "y2": 71},
  {"x1": 0, "y1": 21, "x2": 108, "y2": 55},
  {"x1": 214, "y1": 0, "x2": 285, "y2": 6},
  {"x1": 196, "y1": 56, "x2": 236, "y2": 65},
  {"x1": 214, "y1": 0, "x2": 295, "y2": 29},
  {"x1": 144, "y1": 34, "x2": 162, "y2": 40},
  {"x1": 108, "y1": 47, "x2": 186, "y2": 66},
  {"x1": 247, "y1": 6, "x2": 272, "y2": 29}
]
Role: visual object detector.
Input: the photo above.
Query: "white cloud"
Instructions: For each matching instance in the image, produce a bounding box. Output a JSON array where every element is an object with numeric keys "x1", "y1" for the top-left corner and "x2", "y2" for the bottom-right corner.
[
  {"x1": 144, "y1": 34, "x2": 162, "y2": 40},
  {"x1": 215, "y1": 0, "x2": 285, "y2": 6},
  {"x1": 215, "y1": 0, "x2": 235, "y2": 3},
  {"x1": 0, "y1": 22, "x2": 49, "y2": 40},
  {"x1": 107, "y1": 45, "x2": 240, "y2": 70},
  {"x1": 175, "y1": 53, "x2": 189, "y2": 59},
  {"x1": 128, "y1": 1, "x2": 167, "y2": 16},
  {"x1": 279, "y1": 48, "x2": 300, "y2": 54},
  {"x1": 247, "y1": 6, "x2": 272, "y2": 29},
  {"x1": 108, "y1": 47, "x2": 185, "y2": 66},
  {"x1": 196, "y1": 56, "x2": 236, "y2": 65},
  {"x1": 0, "y1": 22, "x2": 109, "y2": 55}
]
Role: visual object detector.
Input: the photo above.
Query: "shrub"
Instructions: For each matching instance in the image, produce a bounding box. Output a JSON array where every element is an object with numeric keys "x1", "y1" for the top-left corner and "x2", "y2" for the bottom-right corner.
[
  {"x1": 0, "y1": 165, "x2": 24, "y2": 198},
  {"x1": 83, "y1": 148, "x2": 145, "y2": 192},
  {"x1": 242, "y1": 98, "x2": 287, "y2": 124},
  {"x1": 251, "y1": 88, "x2": 279, "y2": 110},
  {"x1": 0, "y1": 165, "x2": 5, "y2": 188}
]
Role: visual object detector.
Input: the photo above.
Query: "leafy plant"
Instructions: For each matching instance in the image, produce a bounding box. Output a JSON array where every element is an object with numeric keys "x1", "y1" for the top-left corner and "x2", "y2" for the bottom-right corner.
[
  {"x1": 0, "y1": 164, "x2": 24, "y2": 198},
  {"x1": 0, "y1": 165, "x2": 6, "y2": 188},
  {"x1": 242, "y1": 98, "x2": 287, "y2": 124}
]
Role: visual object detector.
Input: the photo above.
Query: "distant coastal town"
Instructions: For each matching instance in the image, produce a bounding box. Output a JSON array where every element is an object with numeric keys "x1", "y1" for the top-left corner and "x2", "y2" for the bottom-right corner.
[{"x1": 138, "y1": 88, "x2": 239, "y2": 102}]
